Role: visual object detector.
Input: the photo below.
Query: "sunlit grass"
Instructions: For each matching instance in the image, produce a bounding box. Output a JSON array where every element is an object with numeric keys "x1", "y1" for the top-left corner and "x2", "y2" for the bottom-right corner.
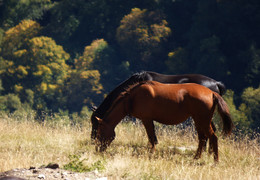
[{"x1": 0, "y1": 114, "x2": 259, "y2": 179}]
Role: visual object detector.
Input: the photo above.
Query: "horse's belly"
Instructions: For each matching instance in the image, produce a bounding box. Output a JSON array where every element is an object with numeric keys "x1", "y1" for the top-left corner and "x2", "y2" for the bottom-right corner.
[
  {"x1": 154, "y1": 114, "x2": 189, "y2": 125},
  {"x1": 131, "y1": 89, "x2": 192, "y2": 125},
  {"x1": 133, "y1": 107, "x2": 189, "y2": 126}
]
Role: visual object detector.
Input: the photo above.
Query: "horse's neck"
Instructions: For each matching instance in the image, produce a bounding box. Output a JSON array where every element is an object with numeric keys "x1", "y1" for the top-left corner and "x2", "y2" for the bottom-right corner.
[
  {"x1": 105, "y1": 97, "x2": 127, "y2": 129},
  {"x1": 95, "y1": 77, "x2": 135, "y2": 117}
]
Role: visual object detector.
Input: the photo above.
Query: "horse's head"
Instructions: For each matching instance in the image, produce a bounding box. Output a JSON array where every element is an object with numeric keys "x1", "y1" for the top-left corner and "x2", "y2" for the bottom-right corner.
[{"x1": 95, "y1": 117, "x2": 115, "y2": 152}]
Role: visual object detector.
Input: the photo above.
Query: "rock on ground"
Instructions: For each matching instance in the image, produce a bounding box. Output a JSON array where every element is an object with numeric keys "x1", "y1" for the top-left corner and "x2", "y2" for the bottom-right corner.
[{"x1": 0, "y1": 165, "x2": 107, "y2": 180}]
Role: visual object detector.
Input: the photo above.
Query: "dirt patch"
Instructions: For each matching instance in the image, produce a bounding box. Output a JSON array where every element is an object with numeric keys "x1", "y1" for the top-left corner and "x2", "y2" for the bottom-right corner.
[{"x1": 0, "y1": 164, "x2": 107, "y2": 180}]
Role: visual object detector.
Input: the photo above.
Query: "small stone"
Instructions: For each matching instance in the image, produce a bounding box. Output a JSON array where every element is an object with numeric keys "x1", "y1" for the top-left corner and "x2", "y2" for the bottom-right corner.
[
  {"x1": 61, "y1": 172, "x2": 68, "y2": 176},
  {"x1": 46, "y1": 163, "x2": 59, "y2": 169},
  {"x1": 38, "y1": 174, "x2": 45, "y2": 179},
  {"x1": 33, "y1": 169, "x2": 39, "y2": 173}
]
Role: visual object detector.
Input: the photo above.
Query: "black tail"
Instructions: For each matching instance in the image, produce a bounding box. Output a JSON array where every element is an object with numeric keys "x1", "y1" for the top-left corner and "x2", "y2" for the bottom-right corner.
[
  {"x1": 216, "y1": 81, "x2": 226, "y2": 96},
  {"x1": 213, "y1": 92, "x2": 233, "y2": 135}
]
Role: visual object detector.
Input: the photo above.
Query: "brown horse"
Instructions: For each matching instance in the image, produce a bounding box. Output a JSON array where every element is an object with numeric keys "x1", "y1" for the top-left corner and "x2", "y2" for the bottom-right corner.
[{"x1": 95, "y1": 81, "x2": 233, "y2": 161}]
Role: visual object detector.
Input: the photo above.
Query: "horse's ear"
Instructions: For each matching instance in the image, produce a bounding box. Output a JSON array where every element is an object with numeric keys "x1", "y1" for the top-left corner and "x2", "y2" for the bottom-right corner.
[
  {"x1": 95, "y1": 116, "x2": 108, "y2": 126},
  {"x1": 95, "y1": 116, "x2": 103, "y2": 124},
  {"x1": 91, "y1": 105, "x2": 97, "y2": 112}
]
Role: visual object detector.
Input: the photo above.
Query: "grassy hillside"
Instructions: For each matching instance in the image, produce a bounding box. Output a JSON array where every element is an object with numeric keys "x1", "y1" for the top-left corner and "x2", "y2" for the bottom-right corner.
[{"x1": 0, "y1": 114, "x2": 259, "y2": 179}]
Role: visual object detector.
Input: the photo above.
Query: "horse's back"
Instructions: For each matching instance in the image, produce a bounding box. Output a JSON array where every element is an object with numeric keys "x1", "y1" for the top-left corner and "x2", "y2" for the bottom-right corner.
[
  {"x1": 130, "y1": 81, "x2": 215, "y2": 124},
  {"x1": 143, "y1": 81, "x2": 213, "y2": 97},
  {"x1": 150, "y1": 82, "x2": 215, "y2": 109},
  {"x1": 147, "y1": 71, "x2": 225, "y2": 95}
]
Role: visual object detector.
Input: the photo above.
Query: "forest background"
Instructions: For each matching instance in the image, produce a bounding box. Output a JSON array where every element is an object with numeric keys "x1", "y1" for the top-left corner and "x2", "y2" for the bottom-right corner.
[{"x1": 0, "y1": 0, "x2": 259, "y2": 133}]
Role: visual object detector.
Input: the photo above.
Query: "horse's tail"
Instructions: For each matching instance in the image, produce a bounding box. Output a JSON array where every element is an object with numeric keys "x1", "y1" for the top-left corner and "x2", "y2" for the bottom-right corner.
[
  {"x1": 213, "y1": 92, "x2": 233, "y2": 135},
  {"x1": 216, "y1": 81, "x2": 226, "y2": 96}
]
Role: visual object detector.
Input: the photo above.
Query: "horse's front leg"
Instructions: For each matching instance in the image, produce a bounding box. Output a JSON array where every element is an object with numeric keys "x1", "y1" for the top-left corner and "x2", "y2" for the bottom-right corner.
[{"x1": 142, "y1": 119, "x2": 157, "y2": 153}]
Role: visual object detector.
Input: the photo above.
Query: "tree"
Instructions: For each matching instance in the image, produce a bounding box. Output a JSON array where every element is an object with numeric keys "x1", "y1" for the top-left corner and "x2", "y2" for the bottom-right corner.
[
  {"x1": 0, "y1": 93, "x2": 21, "y2": 113},
  {"x1": 43, "y1": 0, "x2": 159, "y2": 54},
  {"x1": 0, "y1": 20, "x2": 70, "y2": 112},
  {"x1": 0, "y1": 20, "x2": 41, "y2": 93},
  {"x1": 27, "y1": 36, "x2": 70, "y2": 99},
  {"x1": 222, "y1": 90, "x2": 249, "y2": 132},
  {"x1": 75, "y1": 39, "x2": 130, "y2": 92},
  {"x1": 245, "y1": 45, "x2": 260, "y2": 87},
  {"x1": 64, "y1": 69, "x2": 103, "y2": 112},
  {"x1": 241, "y1": 86, "x2": 260, "y2": 131},
  {"x1": 195, "y1": 35, "x2": 228, "y2": 80},
  {"x1": 1, "y1": 19, "x2": 41, "y2": 59},
  {"x1": 165, "y1": 48, "x2": 189, "y2": 74},
  {"x1": 65, "y1": 39, "x2": 109, "y2": 112},
  {"x1": 0, "y1": 0, "x2": 52, "y2": 29},
  {"x1": 116, "y1": 8, "x2": 171, "y2": 71}
]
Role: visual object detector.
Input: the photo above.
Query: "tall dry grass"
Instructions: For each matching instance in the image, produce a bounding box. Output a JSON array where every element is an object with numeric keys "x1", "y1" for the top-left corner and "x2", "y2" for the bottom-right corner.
[
  {"x1": 0, "y1": 114, "x2": 259, "y2": 179},
  {"x1": 0, "y1": 113, "x2": 87, "y2": 171}
]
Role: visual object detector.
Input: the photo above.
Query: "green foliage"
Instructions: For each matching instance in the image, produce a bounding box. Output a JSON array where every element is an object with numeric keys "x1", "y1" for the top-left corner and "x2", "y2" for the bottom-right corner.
[
  {"x1": 75, "y1": 39, "x2": 109, "y2": 70},
  {"x1": 245, "y1": 45, "x2": 260, "y2": 86},
  {"x1": 195, "y1": 35, "x2": 228, "y2": 79},
  {"x1": 1, "y1": 20, "x2": 41, "y2": 59},
  {"x1": 222, "y1": 90, "x2": 250, "y2": 132},
  {"x1": 0, "y1": 0, "x2": 53, "y2": 29},
  {"x1": 0, "y1": 79, "x2": 3, "y2": 94},
  {"x1": 25, "y1": 89, "x2": 34, "y2": 107},
  {"x1": 64, "y1": 154, "x2": 106, "y2": 173},
  {"x1": 0, "y1": 93, "x2": 21, "y2": 113},
  {"x1": 75, "y1": 39, "x2": 130, "y2": 92},
  {"x1": 166, "y1": 48, "x2": 189, "y2": 74},
  {"x1": 80, "y1": 106, "x2": 93, "y2": 119},
  {"x1": 241, "y1": 86, "x2": 260, "y2": 130},
  {"x1": 0, "y1": 20, "x2": 70, "y2": 112},
  {"x1": 117, "y1": 8, "x2": 171, "y2": 70},
  {"x1": 8, "y1": 103, "x2": 37, "y2": 122},
  {"x1": 65, "y1": 69, "x2": 103, "y2": 112},
  {"x1": 0, "y1": 28, "x2": 4, "y2": 45},
  {"x1": 27, "y1": 36, "x2": 70, "y2": 91}
]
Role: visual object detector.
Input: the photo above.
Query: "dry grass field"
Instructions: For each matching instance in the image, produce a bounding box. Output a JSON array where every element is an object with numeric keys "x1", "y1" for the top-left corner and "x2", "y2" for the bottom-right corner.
[{"x1": 0, "y1": 113, "x2": 259, "y2": 179}]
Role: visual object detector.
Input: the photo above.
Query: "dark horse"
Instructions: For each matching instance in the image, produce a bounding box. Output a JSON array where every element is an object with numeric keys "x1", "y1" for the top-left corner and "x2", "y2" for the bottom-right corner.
[
  {"x1": 95, "y1": 81, "x2": 233, "y2": 161},
  {"x1": 91, "y1": 71, "x2": 226, "y2": 142}
]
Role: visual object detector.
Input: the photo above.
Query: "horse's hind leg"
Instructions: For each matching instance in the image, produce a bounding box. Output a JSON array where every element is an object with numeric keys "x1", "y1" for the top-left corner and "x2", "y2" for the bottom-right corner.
[
  {"x1": 194, "y1": 117, "x2": 215, "y2": 160},
  {"x1": 194, "y1": 131, "x2": 207, "y2": 159},
  {"x1": 203, "y1": 124, "x2": 219, "y2": 162},
  {"x1": 142, "y1": 119, "x2": 157, "y2": 152},
  {"x1": 210, "y1": 133, "x2": 218, "y2": 161},
  {"x1": 205, "y1": 121, "x2": 216, "y2": 154},
  {"x1": 208, "y1": 121, "x2": 216, "y2": 154}
]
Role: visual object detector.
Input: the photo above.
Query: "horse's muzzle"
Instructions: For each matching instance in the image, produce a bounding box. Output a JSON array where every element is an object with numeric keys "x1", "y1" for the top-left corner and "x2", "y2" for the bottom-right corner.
[
  {"x1": 95, "y1": 144, "x2": 107, "y2": 152},
  {"x1": 95, "y1": 139, "x2": 108, "y2": 152}
]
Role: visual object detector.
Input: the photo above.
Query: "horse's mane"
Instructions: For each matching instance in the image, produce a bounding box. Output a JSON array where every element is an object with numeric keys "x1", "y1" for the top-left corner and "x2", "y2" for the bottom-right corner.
[
  {"x1": 122, "y1": 80, "x2": 152, "y2": 97},
  {"x1": 132, "y1": 71, "x2": 152, "y2": 81},
  {"x1": 102, "y1": 81, "x2": 151, "y2": 120},
  {"x1": 92, "y1": 71, "x2": 151, "y2": 118}
]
